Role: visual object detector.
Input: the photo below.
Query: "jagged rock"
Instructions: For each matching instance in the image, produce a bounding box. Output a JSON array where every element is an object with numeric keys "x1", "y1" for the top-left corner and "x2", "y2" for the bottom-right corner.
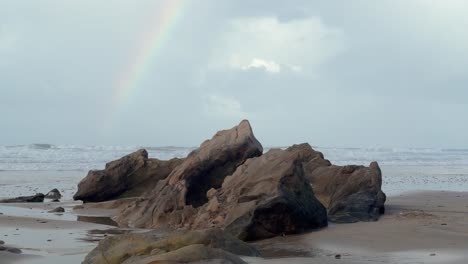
[
  {"x1": 73, "y1": 149, "x2": 184, "y2": 202},
  {"x1": 82, "y1": 229, "x2": 259, "y2": 264},
  {"x1": 305, "y1": 160, "x2": 386, "y2": 223},
  {"x1": 0, "y1": 193, "x2": 44, "y2": 203},
  {"x1": 45, "y1": 188, "x2": 62, "y2": 199},
  {"x1": 48, "y1": 207, "x2": 65, "y2": 213},
  {"x1": 116, "y1": 120, "x2": 263, "y2": 229},
  {"x1": 192, "y1": 144, "x2": 328, "y2": 241}
]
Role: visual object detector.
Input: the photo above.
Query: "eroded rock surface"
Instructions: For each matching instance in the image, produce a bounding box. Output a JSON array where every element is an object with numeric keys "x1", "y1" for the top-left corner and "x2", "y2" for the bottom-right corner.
[
  {"x1": 116, "y1": 120, "x2": 263, "y2": 229},
  {"x1": 305, "y1": 160, "x2": 386, "y2": 223},
  {"x1": 73, "y1": 149, "x2": 183, "y2": 202},
  {"x1": 82, "y1": 229, "x2": 259, "y2": 264},
  {"x1": 192, "y1": 144, "x2": 328, "y2": 240}
]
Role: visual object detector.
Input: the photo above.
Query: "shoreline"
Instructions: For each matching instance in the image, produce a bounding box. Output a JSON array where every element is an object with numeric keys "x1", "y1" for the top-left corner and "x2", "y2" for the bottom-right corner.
[{"x1": 1, "y1": 190, "x2": 467, "y2": 263}]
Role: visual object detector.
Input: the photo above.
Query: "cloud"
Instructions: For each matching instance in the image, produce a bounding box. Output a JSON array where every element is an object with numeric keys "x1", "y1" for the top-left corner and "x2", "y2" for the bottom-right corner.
[
  {"x1": 210, "y1": 16, "x2": 345, "y2": 75},
  {"x1": 203, "y1": 95, "x2": 247, "y2": 119},
  {"x1": 0, "y1": 25, "x2": 17, "y2": 53},
  {"x1": 239, "y1": 58, "x2": 281, "y2": 73}
]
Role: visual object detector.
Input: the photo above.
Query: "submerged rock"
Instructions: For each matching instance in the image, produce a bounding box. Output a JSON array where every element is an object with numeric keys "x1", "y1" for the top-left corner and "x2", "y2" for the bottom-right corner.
[
  {"x1": 73, "y1": 149, "x2": 183, "y2": 203},
  {"x1": 45, "y1": 188, "x2": 62, "y2": 199},
  {"x1": 116, "y1": 120, "x2": 263, "y2": 229},
  {"x1": 0, "y1": 193, "x2": 45, "y2": 203},
  {"x1": 305, "y1": 160, "x2": 386, "y2": 223},
  {"x1": 82, "y1": 229, "x2": 259, "y2": 264}
]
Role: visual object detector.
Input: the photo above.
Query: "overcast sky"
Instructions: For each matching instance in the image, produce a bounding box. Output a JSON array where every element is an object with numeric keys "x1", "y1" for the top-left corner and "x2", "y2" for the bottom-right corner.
[{"x1": 1, "y1": 0, "x2": 468, "y2": 148}]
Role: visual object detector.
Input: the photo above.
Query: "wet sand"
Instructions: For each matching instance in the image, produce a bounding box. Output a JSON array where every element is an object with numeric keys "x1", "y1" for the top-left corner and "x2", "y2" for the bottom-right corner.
[
  {"x1": 249, "y1": 191, "x2": 468, "y2": 263},
  {"x1": 0, "y1": 200, "x2": 135, "y2": 264},
  {"x1": 1, "y1": 191, "x2": 467, "y2": 264}
]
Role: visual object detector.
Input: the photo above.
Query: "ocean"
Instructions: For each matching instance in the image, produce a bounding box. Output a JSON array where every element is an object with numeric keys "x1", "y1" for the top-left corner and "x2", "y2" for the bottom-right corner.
[{"x1": 0, "y1": 144, "x2": 468, "y2": 198}]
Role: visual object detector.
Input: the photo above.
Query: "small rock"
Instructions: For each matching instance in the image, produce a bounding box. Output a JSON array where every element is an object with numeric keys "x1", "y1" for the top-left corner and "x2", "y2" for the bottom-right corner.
[
  {"x1": 430, "y1": 253, "x2": 436, "y2": 256},
  {"x1": 0, "y1": 193, "x2": 45, "y2": 203},
  {"x1": 52, "y1": 199, "x2": 60, "y2": 202},
  {"x1": 45, "y1": 188, "x2": 62, "y2": 199},
  {"x1": 335, "y1": 254, "x2": 342, "y2": 259},
  {"x1": 48, "y1": 207, "x2": 65, "y2": 213},
  {"x1": 0, "y1": 240, "x2": 4, "y2": 245},
  {"x1": 6, "y1": 247, "x2": 22, "y2": 254},
  {"x1": 441, "y1": 223, "x2": 447, "y2": 226}
]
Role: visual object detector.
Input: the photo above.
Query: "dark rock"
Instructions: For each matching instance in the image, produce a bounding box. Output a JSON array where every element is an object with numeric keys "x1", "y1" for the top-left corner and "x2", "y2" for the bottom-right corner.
[
  {"x1": 82, "y1": 229, "x2": 259, "y2": 264},
  {"x1": 116, "y1": 120, "x2": 263, "y2": 229},
  {"x1": 45, "y1": 188, "x2": 62, "y2": 199},
  {"x1": 0, "y1": 193, "x2": 45, "y2": 203},
  {"x1": 0, "y1": 240, "x2": 4, "y2": 245},
  {"x1": 73, "y1": 149, "x2": 184, "y2": 203},
  {"x1": 51, "y1": 199, "x2": 60, "y2": 202},
  {"x1": 0, "y1": 244, "x2": 22, "y2": 254},
  {"x1": 305, "y1": 159, "x2": 386, "y2": 223},
  {"x1": 7, "y1": 247, "x2": 22, "y2": 254},
  {"x1": 48, "y1": 207, "x2": 65, "y2": 213},
  {"x1": 335, "y1": 254, "x2": 342, "y2": 259}
]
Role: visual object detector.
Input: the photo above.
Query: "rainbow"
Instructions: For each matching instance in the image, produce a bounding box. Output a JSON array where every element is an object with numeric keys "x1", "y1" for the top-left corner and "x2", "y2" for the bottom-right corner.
[{"x1": 111, "y1": 0, "x2": 187, "y2": 117}]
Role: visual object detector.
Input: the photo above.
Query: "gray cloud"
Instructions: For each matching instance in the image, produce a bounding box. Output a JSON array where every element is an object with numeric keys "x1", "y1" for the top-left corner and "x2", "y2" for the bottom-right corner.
[{"x1": 1, "y1": 0, "x2": 468, "y2": 148}]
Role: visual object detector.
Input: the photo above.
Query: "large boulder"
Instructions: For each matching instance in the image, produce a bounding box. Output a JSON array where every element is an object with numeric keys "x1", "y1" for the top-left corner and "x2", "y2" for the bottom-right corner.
[
  {"x1": 191, "y1": 144, "x2": 328, "y2": 241},
  {"x1": 0, "y1": 193, "x2": 44, "y2": 203},
  {"x1": 82, "y1": 229, "x2": 259, "y2": 264},
  {"x1": 116, "y1": 120, "x2": 263, "y2": 228},
  {"x1": 305, "y1": 160, "x2": 386, "y2": 223},
  {"x1": 73, "y1": 149, "x2": 183, "y2": 202}
]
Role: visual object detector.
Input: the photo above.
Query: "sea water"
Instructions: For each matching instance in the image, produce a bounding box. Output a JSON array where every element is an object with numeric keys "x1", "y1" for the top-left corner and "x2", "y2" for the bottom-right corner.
[{"x1": 0, "y1": 144, "x2": 467, "y2": 197}]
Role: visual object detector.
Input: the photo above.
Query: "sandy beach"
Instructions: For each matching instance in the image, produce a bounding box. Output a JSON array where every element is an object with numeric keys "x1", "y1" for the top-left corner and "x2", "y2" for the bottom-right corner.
[{"x1": 1, "y1": 190, "x2": 467, "y2": 264}]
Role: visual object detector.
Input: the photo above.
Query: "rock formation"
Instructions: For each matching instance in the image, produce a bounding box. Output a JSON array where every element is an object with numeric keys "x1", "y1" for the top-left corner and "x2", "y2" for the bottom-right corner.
[
  {"x1": 73, "y1": 149, "x2": 183, "y2": 202},
  {"x1": 72, "y1": 119, "x2": 386, "y2": 244},
  {"x1": 82, "y1": 229, "x2": 259, "y2": 264},
  {"x1": 116, "y1": 120, "x2": 264, "y2": 229},
  {"x1": 191, "y1": 144, "x2": 328, "y2": 240},
  {"x1": 305, "y1": 160, "x2": 386, "y2": 223}
]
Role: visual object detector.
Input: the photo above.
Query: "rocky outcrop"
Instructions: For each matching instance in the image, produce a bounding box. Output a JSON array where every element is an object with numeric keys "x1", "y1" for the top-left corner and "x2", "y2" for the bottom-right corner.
[
  {"x1": 0, "y1": 193, "x2": 44, "y2": 203},
  {"x1": 45, "y1": 188, "x2": 62, "y2": 199},
  {"x1": 116, "y1": 120, "x2": 263, "y2": 228},
  {"x1": 305, "y1": 160, "x2": 386, "y2": 223},
  {"x1": 191, "y1": 144, "x2": 328, "y2": 240},
  {"x1": 82, "y1": 229, "x2": 259, "y2": 264},
  {"x1": 73, "y1": 149, "x2": 183, "y2": 202}
]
